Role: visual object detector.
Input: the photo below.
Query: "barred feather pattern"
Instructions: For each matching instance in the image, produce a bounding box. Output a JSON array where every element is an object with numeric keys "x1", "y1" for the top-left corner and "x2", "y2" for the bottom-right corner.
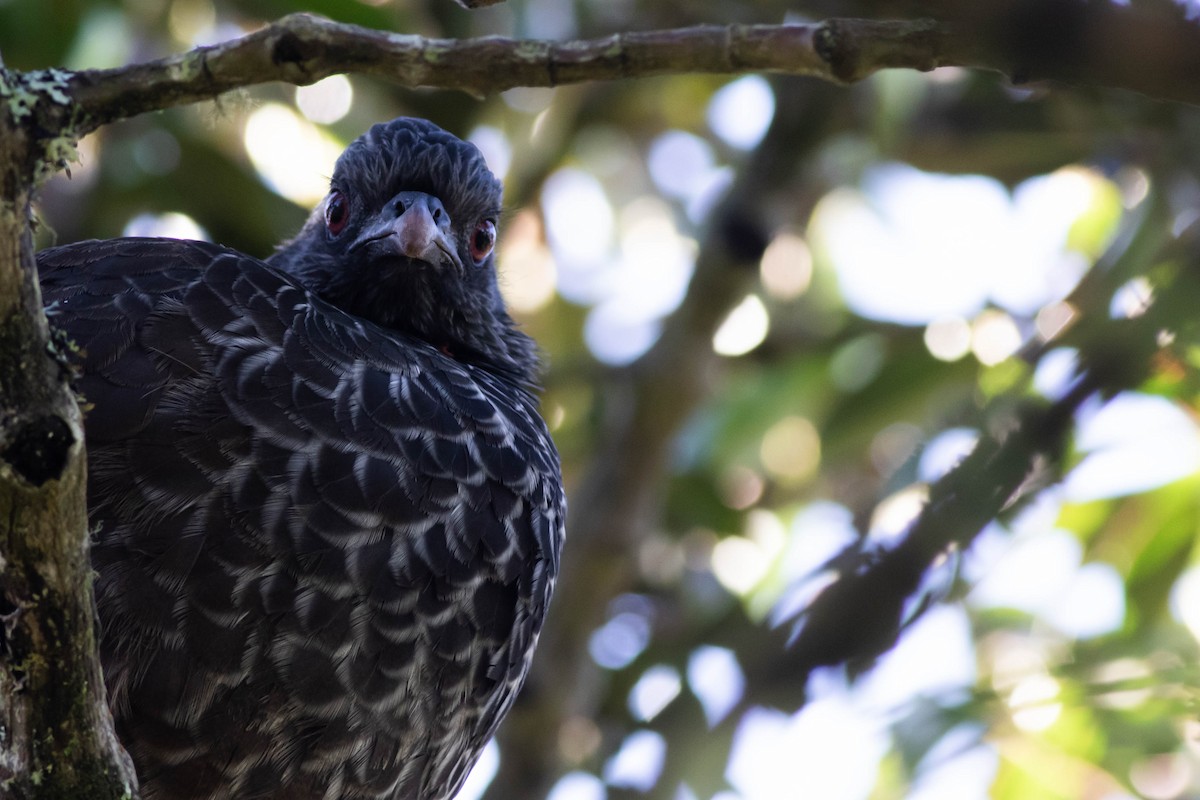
[{"x1": 38, "y1": 237, "x2": 564, "y2": 800}]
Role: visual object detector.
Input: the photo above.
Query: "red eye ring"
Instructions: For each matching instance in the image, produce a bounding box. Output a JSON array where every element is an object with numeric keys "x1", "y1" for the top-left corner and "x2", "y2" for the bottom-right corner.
[
  {"x1": 325, "y1": 190, "x2": 350, "y2": 236},
  {"x1": 469, "y1": 219, "x2": 496, "y2": 264}
]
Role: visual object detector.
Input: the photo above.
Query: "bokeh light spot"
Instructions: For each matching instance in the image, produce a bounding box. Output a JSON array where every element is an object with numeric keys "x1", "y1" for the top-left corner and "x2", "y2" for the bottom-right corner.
[
  {"x1": 1008, "y1": 674, "x2": 1062, "y2": 731},
  {"x1": 688, "y1": 647, "x2": 744, "y2": 726},
  {"x1": 546, "y1": 772, "x2": 605, "y2": 800},
  {"x1": 65, "y1": 9, "x2": 133, "y2": 69},
  {"x1": 924, "y1": 316, "x2": 971, "y2": 361},
  {"x1": 502, "y1": 87, "x2": 556, "y2": 114},
  {"x1": 557, "y1": 717, "x2": 603, "y2": 765},
  {"x1": 498, "y1": 210, "x2": 557, "y2": 313},
  {"x1": 1033, "y1": 347, "x2": 1080, "y2": 400},
  {"x1": 452, "y1": 741, "x2": 498, "y2": 800},
  {"x1": 969, "y1": 527, "x2": 1080, "y2": 613},
  {"x1": 1045, "y1": 562, "x2": 1126, "y2": 638},
  {"x1": 648, "y1": 130, "x2": 715, "y2": 199},
  {"x1": 713, "y1": 295, "x2": 769, "y2": 356},
  {"x1": 717, "y1": 465, "x2": 765, "y2": 510},
  {"x1": 123, "y1": 211, "x2": 208, "y2": 241},
  {"x1": 759, "y1": 232, "x2": 813, "y2": 299},
  {"x1": 712, "y1": 536, "x2": 770, "y2": 596},
  {"x1": 712, "y1": 512, "x2": 785, "y2": 598},
  {"x1": 542, "y1": 167, "x2": 614, "y2": 300},
  {"x1": 918, "y1": 428, "x2": 979, "y2": 482},
  {"x1": 584, "y1": 306, "x2": 661, "y2": 366},
  {"x1": 469, "y1": 125, "x2": 513, "y2": 181},
  {"x1": 1118, "y1": 166, "x2": 1151, "y2": 209},
  {"x1": 859, "y1": 605, "x2": 976, "y2": 710},
  {"x1": 243, "y1": 103, "x2": 343, "y2": 206},
  {"x1": 1110, "y1": 276, "x2": 1153, "y2": 318},
  {"x1": 168, "y1": 0, "x2": 216, "y2": 45},
  {"x1": 1130, "y1": 753, "x2": 1192, "y2": 800},
  {"x1": 1035, "y1": 300, "x2": 1077, "y2": 341},
  {"x1": 812, "y1": 164, "x2": 1115, "y2": 325},
  {"x1": 628, "y1": 665, "x2": 682, "y2": 722},
  {"x1": 1092, "y1": 659, "x2": 1154, "y2": 710},
  {"x1": 759, "y1": 416, "x2": 820, "y2": 484},
  {"x1": 971, "y1": 309, "x2": 1022, "y2": 366},
  {"x1": 295, "y1": 75, "x2": 353, "y2": 124},
  {"x1": 1065, "y1": 392, "x2": 1200, "y2": 501},
  {"x1": 869, "y1": 484, "x2": 928, "y2": 543},
  {"x1": 604, "y1": 731, "x2": 666, "y2": 791},
  {"x1": 707, "y1": 75, "x2": 775, "y2": 150},
  {"x1": 589, "y1": 610, "x2": 651, "y2": 670},
  {"x1": 778, "y1": 503, "x2": 858, "y2": 588},
  {"x1": 811, "y1": 173, "x2": 999, "y2": 324},
  {"x1": 909, "y1": 739, "x2": 998, "y2": 800},
  {"x1": 728, "y1": 700, "x2": 887, "y2": 800},
  {"x1": 573, "y1": 196, "x2": 695, "y2": 364},
  {"x1": 1170, "y1": 567, "x2": 1200, "y2": 644}
]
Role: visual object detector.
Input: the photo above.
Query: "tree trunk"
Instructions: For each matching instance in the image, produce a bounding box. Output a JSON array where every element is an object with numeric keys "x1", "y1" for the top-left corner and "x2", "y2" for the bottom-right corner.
[{"x1": 0, "y1": 77, "x2": 137, "y2": 800}]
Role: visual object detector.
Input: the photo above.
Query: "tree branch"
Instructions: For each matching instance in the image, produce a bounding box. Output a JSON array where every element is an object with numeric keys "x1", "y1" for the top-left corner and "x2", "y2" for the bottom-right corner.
[
  {"x1": 747, "y1": 297, "x2": 1197, "y2": 719},
  {"x1": 67, "y1": 14, "x2": 839, "y2": 129},
  {"x1": 61, "y1": 7, "x2": 1200, "y2": 140}
]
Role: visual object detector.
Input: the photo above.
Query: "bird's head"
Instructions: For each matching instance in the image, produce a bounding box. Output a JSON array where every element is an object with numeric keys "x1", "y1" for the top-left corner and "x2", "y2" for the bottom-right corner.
[{"x1": 269, "y1": 117, "x2": 538, "y2": 386}]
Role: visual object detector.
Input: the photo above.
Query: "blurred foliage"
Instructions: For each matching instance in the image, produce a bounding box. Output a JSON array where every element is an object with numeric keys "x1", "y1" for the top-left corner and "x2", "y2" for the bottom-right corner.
[{"x1": 7, "y1": 1, "x2": 1200, "y2": 799}]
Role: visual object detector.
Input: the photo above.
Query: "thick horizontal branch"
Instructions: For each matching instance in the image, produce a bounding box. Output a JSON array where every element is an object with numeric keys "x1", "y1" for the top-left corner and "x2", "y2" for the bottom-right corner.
[
  {"x1": 58, "y1": 6, "x2": 1200, "y2": 137},
  {"x1": 56, "y1": 7, "x2": 1200, "y2": 135},
  {"x1": 66, "y1": 14, "x2": 852, "y2": 129}
]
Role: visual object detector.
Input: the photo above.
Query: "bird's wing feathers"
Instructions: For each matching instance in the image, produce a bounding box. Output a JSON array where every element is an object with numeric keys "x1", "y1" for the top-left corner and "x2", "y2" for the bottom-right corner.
[{"x1": 39, "y1": 238, "x2": 564, "y2": 800}]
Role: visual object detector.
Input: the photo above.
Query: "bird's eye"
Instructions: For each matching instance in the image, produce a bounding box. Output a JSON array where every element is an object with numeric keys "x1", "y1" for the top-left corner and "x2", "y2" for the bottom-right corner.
[
  {"x1": 469, "y1": 219, "x2": 496, "y2": 264},
  {"x1": 325, "y1": 190, "x2": 350, "y2": 237}
]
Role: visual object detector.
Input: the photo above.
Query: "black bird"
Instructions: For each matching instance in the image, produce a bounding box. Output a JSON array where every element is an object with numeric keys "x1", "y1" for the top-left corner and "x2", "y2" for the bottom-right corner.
[{"x1": 37, "y1": 118, "x2": 565, "y2": 800}]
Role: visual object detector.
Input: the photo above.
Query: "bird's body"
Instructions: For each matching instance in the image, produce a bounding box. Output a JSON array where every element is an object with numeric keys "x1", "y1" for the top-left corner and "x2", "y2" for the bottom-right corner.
[{"x1": 37, "y1": 119, "x2": 563, "y2": 800}]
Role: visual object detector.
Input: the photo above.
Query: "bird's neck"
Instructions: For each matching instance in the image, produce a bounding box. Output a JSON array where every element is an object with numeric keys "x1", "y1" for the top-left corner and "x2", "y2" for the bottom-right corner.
[{"x1": 268, "y1": 246, "x2": 541, "y2": 389}]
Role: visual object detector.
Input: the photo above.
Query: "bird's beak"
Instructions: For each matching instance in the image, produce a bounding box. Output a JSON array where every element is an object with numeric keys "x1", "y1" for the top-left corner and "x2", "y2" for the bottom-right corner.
[{"x1": 351, "y1": 191, "x2": 463, "y2": 269}]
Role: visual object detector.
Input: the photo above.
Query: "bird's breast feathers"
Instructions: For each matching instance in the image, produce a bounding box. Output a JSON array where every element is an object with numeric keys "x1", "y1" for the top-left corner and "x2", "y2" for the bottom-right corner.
[{"x1": 38, "y1": 236, "x2": 564, "y2": 800}]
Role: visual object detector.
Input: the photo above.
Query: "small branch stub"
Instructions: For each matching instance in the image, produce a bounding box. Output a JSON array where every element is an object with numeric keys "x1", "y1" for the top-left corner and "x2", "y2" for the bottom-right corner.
[{"x1": 814, "y1": 18, "x2": 946, "y2": 83}]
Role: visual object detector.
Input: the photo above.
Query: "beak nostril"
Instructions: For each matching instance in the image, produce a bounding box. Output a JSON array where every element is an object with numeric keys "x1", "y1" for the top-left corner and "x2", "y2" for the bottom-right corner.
[{"x1": 395, "y1": 201, "x2": 407, "y2": 216}]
